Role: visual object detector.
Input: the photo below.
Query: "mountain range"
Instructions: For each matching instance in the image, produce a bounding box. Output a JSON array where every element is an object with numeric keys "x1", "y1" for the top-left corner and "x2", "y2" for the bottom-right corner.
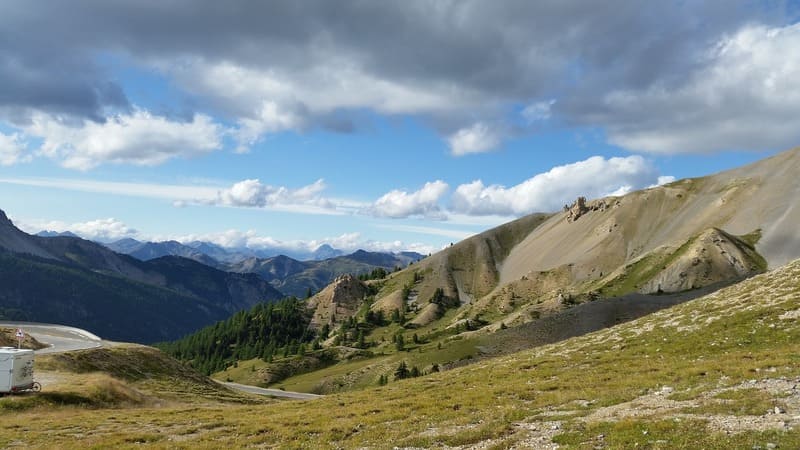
[
  {"x1": 104, "y1": 238, "x2": 347, "y2": 263},
  {"x1": 224, "y1": 250, "x2": 423, "y2": 297},
  {"x1": 365, "y1": 147, "x2": 800, "y2": 333},
  {"x1": 104, "y1": 238, "x2": 424, "y2": 298},
  {"x1": 300, "y1": 148, "x2": 799, "y2": 380},
  {"x1": 5, "y1": 147, "x2": 800, "y2": 355},
  {"x1": 0, "y1": 212, "x2": 284, "y2": 343},
  {"x1": 1, "y1": 210, "x2": 424, "y2": 342},
  {"x1": 157, "y1": 147, "x2": 800, "y2": 395}
]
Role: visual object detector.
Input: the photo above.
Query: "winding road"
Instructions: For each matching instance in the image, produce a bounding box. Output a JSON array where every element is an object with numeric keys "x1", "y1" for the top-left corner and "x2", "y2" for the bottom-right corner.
[
  {"x1": 0, "y1": 321, "x2": 320, "y2": 400},
  {"x1": 0, "y1": 321, "x2": 102, "y2": 354},
  {"x1": 220, "y1": 382, "x2": 321, "y2": 400}
]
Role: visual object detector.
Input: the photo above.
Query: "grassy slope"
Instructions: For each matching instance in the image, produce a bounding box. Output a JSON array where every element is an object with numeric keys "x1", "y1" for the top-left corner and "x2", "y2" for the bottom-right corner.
[
  {"x1": 249, "y1": 226, "x2": 767, "y2": 395},
  {"x1": 3, "y1": 259, "x2": 800, "y2": 448},
  {"x1": 0, "y1": 327, "x2": 46, "y2": 349},
  {"x1": 0, "y1": 345, "x2": 260, "y2": 414}
]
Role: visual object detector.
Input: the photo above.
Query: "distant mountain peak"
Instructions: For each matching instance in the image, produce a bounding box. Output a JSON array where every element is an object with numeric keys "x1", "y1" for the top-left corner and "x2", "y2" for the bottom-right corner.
[
  {"x1": 311, "y1": 244, "x2": 344, "y2": 260},
  {"x1": 36, "y1": 230, "x2": 80, "y2": 238}
]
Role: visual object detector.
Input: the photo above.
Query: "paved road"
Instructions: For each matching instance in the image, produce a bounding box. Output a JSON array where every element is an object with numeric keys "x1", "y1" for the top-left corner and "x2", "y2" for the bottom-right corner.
[
  {"x1": 220, "y1": 381, "x2": 321, "y2": 400},
  {"x1": 0, "y1": 321, "x2": 103, "y2": 354}
]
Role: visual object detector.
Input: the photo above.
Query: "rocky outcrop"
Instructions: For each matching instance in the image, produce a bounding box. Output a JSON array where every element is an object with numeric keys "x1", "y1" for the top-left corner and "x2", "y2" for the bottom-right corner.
[
  {"x1": 565, "y1": 197, "x2": 616, "y2": 223},
  {"x1": 565, "y1": 197, "x2": 589, "y2": 222},
  {"x1": 307, "y1": 274, "x2": 370, "y2": 329},
  {"x1": 638, "y1": 228, "x2": 764, "y2": 294}
]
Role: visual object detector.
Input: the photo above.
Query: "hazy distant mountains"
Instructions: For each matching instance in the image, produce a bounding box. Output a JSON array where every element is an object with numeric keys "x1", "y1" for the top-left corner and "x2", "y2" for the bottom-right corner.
[
  {"x1": 104, "y1": 238, "x2": 424, "y2": 298},
  {"x1": 36, "y1": 230, "x2": 80, "y2": 238},
  {"x1": 105, "y1": 238, "x2": 347, "y2": 264},
  {"x1": 226, "y1": 250, "x2": 424, "y2": 297},
  {"x1": 105, "y1": 238, "x2": 219, "y2": 267}
]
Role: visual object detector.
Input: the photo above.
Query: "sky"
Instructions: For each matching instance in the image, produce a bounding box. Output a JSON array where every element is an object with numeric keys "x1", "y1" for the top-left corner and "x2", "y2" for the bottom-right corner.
[{"x1": 1, "y1": 1, "x2": 800, "y2": 256}]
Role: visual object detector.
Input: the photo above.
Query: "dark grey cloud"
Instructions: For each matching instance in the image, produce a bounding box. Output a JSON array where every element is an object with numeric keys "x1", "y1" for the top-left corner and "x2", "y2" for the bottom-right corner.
[
  {"x1": 0, "y1": 54, "x2": 129, "y2": 124},
  {"x1": 1, "y1": 0, "x2": 795, "y2": 153}
]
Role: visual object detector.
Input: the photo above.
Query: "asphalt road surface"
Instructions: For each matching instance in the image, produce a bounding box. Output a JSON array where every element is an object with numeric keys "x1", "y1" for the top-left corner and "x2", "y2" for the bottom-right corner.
[
  {"x1": 0, "y1": 321, "x2": 103, "y2": 354},
  {"x1": 220, "y1": 381, "x2": 321, "y2": 400}
]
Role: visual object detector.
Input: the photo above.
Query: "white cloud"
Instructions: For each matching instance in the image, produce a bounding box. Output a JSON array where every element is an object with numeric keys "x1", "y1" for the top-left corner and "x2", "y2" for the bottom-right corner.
[
  {"x1": 211, "y1": 178, "x2": 334, "y2": 211},
  {"x1": 602, "y1": 23, "x2": 800, "y2": 154},
  {"x1": 20, "y1": 218, "x2": 138, "y2": 242},
  {"x1": 447, "y1": 122, "x2": 502, "y2": 156},
  {"x1": 367, "y1": 180, "x2": 448, "y2": 219},
  {"x1": 233, "y1": 101, "x2": 304, "y2": 153},
  {"x1": 172, "y1": 229, "x2": 438, "y2": 256},
  {"x1": 19, "y1": 216, "x2": 438, "y2": 255},
  {"x1": 653, "y1": 175, "x2": 676, "y2": 187},
  {"x1": 451, "y1": 155, "x2": 665, "y2": 216},
  {"x1": 0, "y1": 132, "x2": 29, "y2": 166},
  {"x1": 25, "y1": 109, "x2": 223, "y2": 170},
  {"x1": 0, "y1": 176, "x2": 351, "y2": 216}
]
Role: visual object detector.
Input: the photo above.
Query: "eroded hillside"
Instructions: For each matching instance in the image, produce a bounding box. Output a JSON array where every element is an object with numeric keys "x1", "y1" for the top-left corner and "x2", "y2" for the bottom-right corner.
[{"x1": 320, "y1": 149, "x2": 800, "y2": 338}]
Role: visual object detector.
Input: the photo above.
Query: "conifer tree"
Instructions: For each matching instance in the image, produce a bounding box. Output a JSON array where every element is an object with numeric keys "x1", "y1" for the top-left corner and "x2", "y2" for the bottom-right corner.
[{"x1": 394, "y1": 361, "x2": 409, "y2": 380}]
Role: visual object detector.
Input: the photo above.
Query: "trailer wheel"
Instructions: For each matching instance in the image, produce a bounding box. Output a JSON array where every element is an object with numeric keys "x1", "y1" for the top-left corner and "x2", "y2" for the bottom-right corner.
[{"x1": 32, "y1": 382, "x2": 41, "y2": 392}]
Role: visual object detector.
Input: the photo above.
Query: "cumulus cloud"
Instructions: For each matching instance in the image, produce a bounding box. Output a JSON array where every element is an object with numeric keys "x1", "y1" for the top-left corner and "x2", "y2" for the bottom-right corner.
[
  {"x1": 24, "y1": 110, "x2": 223, "y2": 170},
  {"x1": 0, "y1": 131, "x2": 29, "y2": 166},
  {"x1": 451, "y1": 155, "x2": 666, "y2": 215},
  {"x1": 209, "y1": 178, "x2": 334, "y2": 212},
  {"x1": 653, "y1": 175, "x2": 676, "y2": 187},
  {"x1": 233, "y1": 100, "x2": 305, "y2": 153},
  {"x1": 570, "y1": 23, "x2": 800, "y2": 154},
  {"x1": 367, "y1": 181, "x2": 449, "y2": 219},
  {"x1": 20, "y1": 217, "x2": 438, "y2": 255},
  {"x1": 22, "y1": 218, "x2": 138, "y2": 242},
  {"x1": 4, "y1": 0, "x2": 800, "y2": 165},
  {"x1": 5, "y1": 1, "x2": 780, "y2": 156},
  {"x1": 447, "y1": 123, "x2": 503, "y2": 156}
]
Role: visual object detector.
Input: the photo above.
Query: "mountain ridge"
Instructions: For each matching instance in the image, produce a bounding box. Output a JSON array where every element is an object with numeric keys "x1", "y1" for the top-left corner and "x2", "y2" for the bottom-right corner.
[
  {"x1": 290, "y1": 148, "x2": 798, "y2": 355},
  {"x1": 0, "y1": 214, "x2": 285, "y2": 342}
]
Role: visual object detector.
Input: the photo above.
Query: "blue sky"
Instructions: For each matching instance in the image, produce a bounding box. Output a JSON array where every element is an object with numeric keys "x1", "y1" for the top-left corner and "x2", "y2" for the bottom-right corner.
[{"x1": 1, "y1": 1, "x2": 799, "y2": 256}]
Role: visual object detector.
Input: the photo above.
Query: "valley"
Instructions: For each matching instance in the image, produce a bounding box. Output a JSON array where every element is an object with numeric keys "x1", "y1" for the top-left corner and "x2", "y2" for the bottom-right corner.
[{"x1": 2, "y1": 148, "x2": 800, "y2": 448}]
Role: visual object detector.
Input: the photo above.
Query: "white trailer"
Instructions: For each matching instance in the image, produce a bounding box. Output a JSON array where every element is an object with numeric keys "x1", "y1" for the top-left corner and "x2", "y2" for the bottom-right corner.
[{"x1": 0, "y1": 347, "x2": 38, "y2": 394}]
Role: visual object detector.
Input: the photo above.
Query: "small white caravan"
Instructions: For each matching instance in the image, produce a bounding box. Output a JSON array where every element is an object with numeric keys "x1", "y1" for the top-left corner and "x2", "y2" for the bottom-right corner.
[{"x1": 0, "y1": 347, "x2": 37, "y2": 394}]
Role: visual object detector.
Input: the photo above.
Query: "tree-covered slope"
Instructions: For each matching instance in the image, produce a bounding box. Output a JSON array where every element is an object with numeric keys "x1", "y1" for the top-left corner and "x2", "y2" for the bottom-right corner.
[
  {"x1": 144, "y1": 256, "x2": 284, "y2": 313},
  {"x1": 0, "y1": 251, "x2": 230, "y2": 343},
  {"x1": 156, "y1": 296, "x2": 315, "y2": 374}
]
